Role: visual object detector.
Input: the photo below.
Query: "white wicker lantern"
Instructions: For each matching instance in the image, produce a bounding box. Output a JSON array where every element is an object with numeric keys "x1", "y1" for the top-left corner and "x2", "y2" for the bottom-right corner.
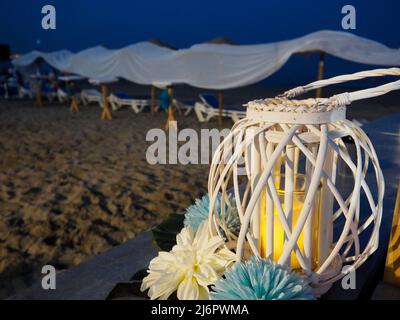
[{"x1": 207, "y1": 68, "x2": 394, "y2": 296}]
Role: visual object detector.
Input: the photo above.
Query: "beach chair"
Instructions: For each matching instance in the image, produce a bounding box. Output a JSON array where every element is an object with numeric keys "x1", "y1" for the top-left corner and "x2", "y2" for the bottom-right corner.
[
  {"x1": 19, "y1": 80, "x2": 57, "y2": 102},
  {"x1": 194, "y1": 94, "x2": 246, "y2": 122},
  {"x1": 57, "y1": 87, "x2": 69, "y2": 103},
  {"x1": 108, "y1": 92, "x2": 152, "y2": 113},
  {"x1": 0, "y1": 83, "x2": 10, "y2": 99},
  {"x1": 173, "y1": 99, "x2": 196, "y2": 116},
  {"x1": 18, "y1": 83, "x2": 35, "y2": 99},
  {"x1": 42, "y1": 84, "x2": 57, "y2": 102},
  {"x1": 80, "y1": 89, "x2": 102, "y2": 107},
  {"x1": 0, "y1": 80, "x2": 18, "y2": 99}
]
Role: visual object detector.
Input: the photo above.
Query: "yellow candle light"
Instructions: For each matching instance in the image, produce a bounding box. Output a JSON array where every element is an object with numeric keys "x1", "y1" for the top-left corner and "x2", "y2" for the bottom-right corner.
[{"x1": 259, "y1": 174, "x2": 319, "y2": 270}]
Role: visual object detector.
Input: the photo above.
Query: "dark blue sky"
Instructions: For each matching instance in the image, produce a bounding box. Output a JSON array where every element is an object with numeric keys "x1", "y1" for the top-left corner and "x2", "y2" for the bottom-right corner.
[{"x1": 1, "y1": 0, "x2": 399, "y2": 84}]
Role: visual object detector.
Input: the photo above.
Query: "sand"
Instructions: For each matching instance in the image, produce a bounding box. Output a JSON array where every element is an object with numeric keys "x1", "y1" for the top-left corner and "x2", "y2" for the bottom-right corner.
[
  {"x1": 0, "y1": 98, "x2": 224, "y2": 298},
  {"x1": 1, "y1": 82, "x2": 399, "y2": 298}
]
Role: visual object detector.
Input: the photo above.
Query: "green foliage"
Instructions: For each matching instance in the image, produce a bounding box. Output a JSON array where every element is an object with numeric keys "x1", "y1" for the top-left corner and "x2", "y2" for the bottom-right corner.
[{"x1": 151, "y1": 213, "x2": 184, "y2": 251}]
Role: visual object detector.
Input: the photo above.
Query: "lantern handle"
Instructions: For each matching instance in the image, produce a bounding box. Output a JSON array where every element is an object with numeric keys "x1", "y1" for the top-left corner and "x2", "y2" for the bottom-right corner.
[{"x1": 280, "y1": 67, "x2": 400, "y2": 107}]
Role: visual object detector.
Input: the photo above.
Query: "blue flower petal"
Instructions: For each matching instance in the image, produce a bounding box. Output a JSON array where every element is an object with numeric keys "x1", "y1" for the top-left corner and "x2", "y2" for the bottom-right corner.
[
  {"x1": 210, "y1": 257, "x2": 315, "y2": 300},
  {"x1": 184, "y1": 193, "x2": 240, "y2": 236}
]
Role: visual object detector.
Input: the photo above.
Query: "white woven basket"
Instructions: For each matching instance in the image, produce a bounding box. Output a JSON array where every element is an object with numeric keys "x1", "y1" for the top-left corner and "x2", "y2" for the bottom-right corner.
[{"x1": 207, "y1": 68, "x2": 397, "y2": 295}]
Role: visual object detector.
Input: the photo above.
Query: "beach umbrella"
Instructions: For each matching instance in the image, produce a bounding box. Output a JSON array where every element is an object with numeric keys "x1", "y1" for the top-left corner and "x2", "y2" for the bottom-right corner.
[{"x1": 207, "y1": 37, "x2": 238, "y2": 126}]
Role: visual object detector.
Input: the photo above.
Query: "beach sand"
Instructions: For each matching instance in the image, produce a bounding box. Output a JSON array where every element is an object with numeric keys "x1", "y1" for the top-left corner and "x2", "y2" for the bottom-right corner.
[
  {"x1": 0, "y1": 82, "x2": 399, "y2": 298},
  {"x1": 0, "y1": 99, "x2": 217, "y2": 298}
]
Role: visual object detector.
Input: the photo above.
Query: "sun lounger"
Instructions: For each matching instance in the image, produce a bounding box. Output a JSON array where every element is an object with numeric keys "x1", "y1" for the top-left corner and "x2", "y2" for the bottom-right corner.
[
  {"x1": 0, "y1": 80, "x2": 18, "y2": 99},
  {"x1": 80, "y1": 89, "x2": 102, "y2": 107},
  {"x1": 108, "y1": 92, "x2": 153, "y2": 113},
  {"x1": 10, "y1": 72, "x2": 34, "y2": 99},
  {"x1": 25, "y1": 74, "x2": 57, "y2": 102},
  {"x1": 42, "y1": 85, "x2": 57, "y2": 102},
  {"x1": 173, "y1": 99, "x2": 196, "y2": 116},
  {"x1": 57, "y1": 75, "x2": 86, "y2": 104},
  {"x1": 57, "y1": 88, "x2": 69, "y2": 103},
  {"x1": 0, "y1": 83, "x2": 9, "y2": 98},
  {"x1": 194, "y1": 94, "x2": 246, "y2": 122},
  {"x1": 17, "y1": 82, "x2": 56, "y2": 102},
  {"x1": 18, "y1": 83, "x2": 34, "y2": 99},
  {"x1": 0, "y1": 76, "x2": 18, "y2": 99}
]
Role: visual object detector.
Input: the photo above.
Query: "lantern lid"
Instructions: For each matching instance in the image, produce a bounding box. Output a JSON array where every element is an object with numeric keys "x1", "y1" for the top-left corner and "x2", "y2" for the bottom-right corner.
[
  {"x1": 245, "y1": 67, "x2": 400, "y2": 124},
  {"x1": 245, "y1": 97, "x2": 347, "y2": 124}
]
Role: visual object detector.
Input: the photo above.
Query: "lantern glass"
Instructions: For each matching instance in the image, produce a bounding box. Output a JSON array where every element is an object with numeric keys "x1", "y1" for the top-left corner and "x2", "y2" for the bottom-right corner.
[{"x1": 259, "y1": 173, "x2": 322, "y2": 270}]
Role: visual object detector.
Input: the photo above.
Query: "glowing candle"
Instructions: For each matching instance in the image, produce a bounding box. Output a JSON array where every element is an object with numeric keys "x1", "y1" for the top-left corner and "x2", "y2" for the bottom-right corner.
[
  {"x1": 258, "y1": 171, "x2": 324, "y2": 270},
  {"x1": 259, "y1": 186, "x2": 305, "y2": 269}
]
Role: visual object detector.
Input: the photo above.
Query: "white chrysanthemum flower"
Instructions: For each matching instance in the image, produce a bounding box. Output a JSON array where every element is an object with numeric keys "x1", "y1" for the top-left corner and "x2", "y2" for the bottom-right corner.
[{"x1": 141, "y1": 221, "x2": 236, "y2": 300}]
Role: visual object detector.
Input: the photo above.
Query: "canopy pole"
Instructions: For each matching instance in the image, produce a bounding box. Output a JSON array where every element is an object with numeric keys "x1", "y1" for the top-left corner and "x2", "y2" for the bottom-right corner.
[
  {"x1": 218, "y1": 90, "x2": 223, "y2": 126},
  {"x1": 69, "y1": 81, "x2": 79, "y2": 113},
  {"x1": 166, "y1": 86, "x2": 176, "y2": 130},
  {"x1": 35, "y1": 80, "x2": 43, "y2": 107},
  {"x1": 384, "y1": 182, "x2": 400, "y2": 287},
  {"x1": 101, "y1": 84, "x2": 112, "y2": 120},
  {"x1": 151, "y1": 86, "x2": 156, "y2": 114},
  {"x1": 316, "y1": 51, "x2": 325, "y2": 98},
  {"x1": 34, "y1": 61, "x2": 43, "y2": 107},
  {"x1": 70, "y1": 95, "x2": 79, "y2": 113}
]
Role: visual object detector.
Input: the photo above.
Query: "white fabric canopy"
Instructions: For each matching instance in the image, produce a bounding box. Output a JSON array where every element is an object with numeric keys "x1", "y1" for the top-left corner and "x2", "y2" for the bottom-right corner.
[
  {"x1": 13, "y1": 49, "x2": 73, "y2": 70},
  {"x1": 13, "y1": 30, "x2": 400, "y2": 89}
]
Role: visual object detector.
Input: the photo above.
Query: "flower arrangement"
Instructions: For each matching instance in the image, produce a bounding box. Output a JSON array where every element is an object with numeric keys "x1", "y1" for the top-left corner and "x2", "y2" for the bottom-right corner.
[
  {"x1": 141, "y1": 221, "x2": 235, "y2": 300},
  {"x1": 142, "y1": 194, "x2": 315, "y2": 300},
  {"x1": 140, "y1": 68, "x2": 394, "y2": 299},
  {"x1": 211, "y1": 257, "x2": 315, "y2": 300},
  {"x1": 184, "y1": 193, "x2": 240, "y2": 235}
]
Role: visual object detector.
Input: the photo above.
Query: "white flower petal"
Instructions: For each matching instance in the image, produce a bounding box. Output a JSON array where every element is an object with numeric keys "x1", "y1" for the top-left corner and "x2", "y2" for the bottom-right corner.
[
  {"x1": 176, "y1": 226, "x2": 194, "y2": 247},
  {"x1": 143, "y1": 221, "x2": 233, "y2": 300},
  {"x1": 195, "y1": 263, "x2": 219, "y2": 286},
  {"x1": 193, "y1": 224, "x2": 208, "y2": 246},
  {"x1": 198, "y1": 285, "x2": 210, "y2": 300},
  {"x1": 148, "y1": 251, "x2": 177, "y2": 271},
  {"x1": 148, "y1": 273, "x2": 183, "y2": 300},
  {"x1": 141, "y1": 272, "x2": 159, "y2": 292},
  {"x1": 198, "y1": 235, "x2": 224, "y2": 255},
  {"x1": 177, "y1": 275, "x2": 199, "y2": 300}
]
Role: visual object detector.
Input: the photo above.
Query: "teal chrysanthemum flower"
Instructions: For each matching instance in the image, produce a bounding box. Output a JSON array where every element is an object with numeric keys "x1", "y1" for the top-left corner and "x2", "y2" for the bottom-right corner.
[
  {"x1": 184, "y1": 193, "x2": 240, "y2": 236},
  {"x1": 210, "y1": 257, "x2": 315, "y2": 300}
]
